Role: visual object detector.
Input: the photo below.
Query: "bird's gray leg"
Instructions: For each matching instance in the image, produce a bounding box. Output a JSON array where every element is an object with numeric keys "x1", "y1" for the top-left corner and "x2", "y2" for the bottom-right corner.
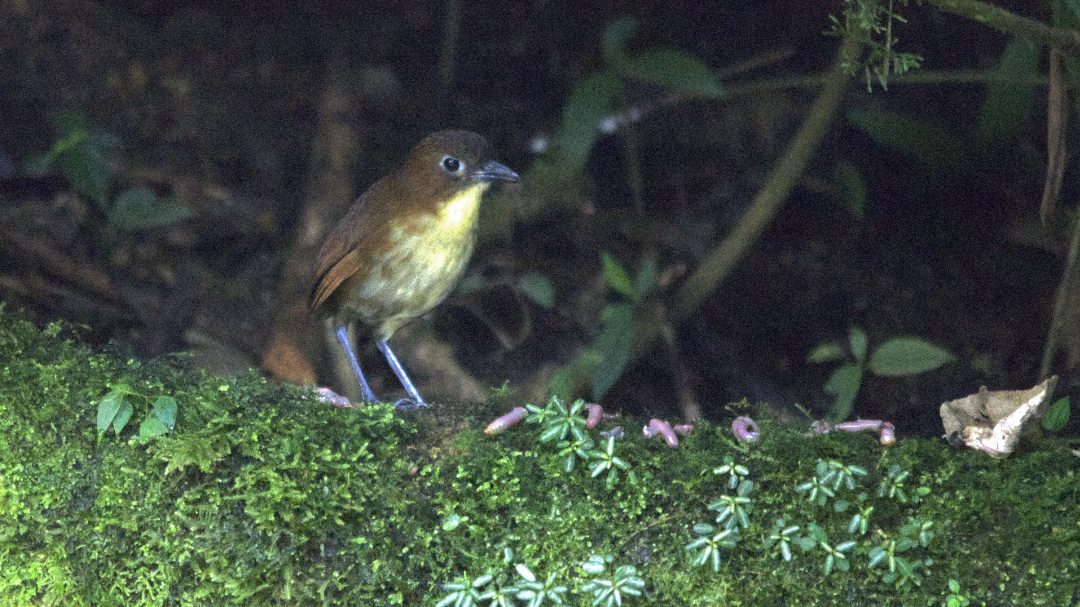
[
  {"x1": 376, "y1": 339, "x2": 429, "y2": 409},
  {"x1": 334, "y1": 322, "x2": 378, "y2": 403}
]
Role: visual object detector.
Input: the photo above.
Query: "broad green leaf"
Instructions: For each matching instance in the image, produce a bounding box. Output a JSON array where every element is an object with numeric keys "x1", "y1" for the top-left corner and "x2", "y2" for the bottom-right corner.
[
  {"x1": 868, "y1": 337, "x2": 954, "y2": 377},
  {"x1": 622, "y1": 49, "x2": 725, "y2": 97},
  {"x1": 517, "y1": 272, "x2": 555, "y2": 309},
  {"x1": 600, "y1": 252, "x2": 634, "y2": 297},
  {"x1": 848, "y1": 326, "x2": 868, "y2": 363},
  {"x1": 58, "y1": 132, "x2": 113, "y2": 207},
  {"x1": 807, "y1": 340, "x2": 846, "y2": 364},
  {"x1": 975, "y1": 37, "x2": 1038, "y2": 155},
  {"x1": 151, "y1": 396, "x2": 177, "y2": 430},
  {"x1": 832, "y1": 161, "x2": 866, "y2": 219},
  {"x1": 112, "y1": 401, "x2": 133, "y2": 435},
  {"x1": 556, "y1": 71, "x2": 624, "y2": 174},
  {"x1": 602, "y1": 16, "x2": 638, "y2": 66},
  {"x1": 591, "y1": 303, "x2": 634, "y2": 399},
  {"x1": 824, "y1": 363, "x2": 863, "y2": 421},
  {"x1": 96, "y1": 390, "x2": 126, "y2": 434},
  {"x1": 110, "y1": 187, "x2": 192, "y2": 231},
  {"x1": 138, "y1": 416, "x2": 168, "y2": 439},
  {"x1": 1041, "y1": 396, "x2": 1070, "y2": 432},
  {"x1": 847, "y1": 106, "x2": 966, "y2": 170}
]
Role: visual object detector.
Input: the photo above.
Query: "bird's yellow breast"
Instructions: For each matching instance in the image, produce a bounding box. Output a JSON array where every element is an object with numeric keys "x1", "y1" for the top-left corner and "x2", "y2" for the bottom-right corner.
[{"x1": 340, "y1": 182, "x2": 489, "y2": 338}]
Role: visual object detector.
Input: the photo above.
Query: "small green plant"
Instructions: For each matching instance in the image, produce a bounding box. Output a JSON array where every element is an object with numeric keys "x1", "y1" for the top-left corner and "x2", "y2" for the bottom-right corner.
[
  {"x1": 808, "y1": 325, "x2": 954, "y2": 420},
  {"x1": 878, "y1": 463, "x2": 912, "y2": 503},
  {"x1": 436, "y1": 572, "x2": 496, "y2": 607},
  {"x1": 943, "y1": 579, "x2": 971, "y2": 607},
  {"x1": 555, "y1": 435, "x2": 594, "y2": 473},
  {"x1": 26, "y1": 107, "x2": 192, "y2": 236},
  {"x1": 867, "y1": 519, "x2": 934, "y2": 589},
  {"x1": 686, "y1": 523, "x2": 740, "y2": 572},
  {"x1": 579, "y1": 554, "x2": 646, "y2": 607},
  {"x1": 96, "y1": 383, "x2": 177, "y2": 440},
  {"x1": 522, "y1": 396, "x2": 635, "y2": 488},
  {"x1": 848, "y1": 500, "x2": 874, "y2": 536},
  {"x1": 763, "y1": 519, "x2": 801, "y2": 562},
  {"x1": 712, "y1": 456, "x2": 750, "y2": 490},
  {"x1": 799, "y1": 523, "x2": 856, "y2": 576},
  {"x1": 795, "y1": 472, "x2": 837, "y2": 507},
  {"x1": 587, "y1": 435, "x2": 633, "y2": 489},
  {"x1": 514, "y1": 564, "x2": 568, "y2": 607},
  {"x1": 528, "y1": 397, "x2": 588, "y2": 443},
  {"x1": 707, "y1": 479, "x2": 754, "y2": 530},
  {"x1": 821, "y1": 459, "x2": 868, "y2": 491}
]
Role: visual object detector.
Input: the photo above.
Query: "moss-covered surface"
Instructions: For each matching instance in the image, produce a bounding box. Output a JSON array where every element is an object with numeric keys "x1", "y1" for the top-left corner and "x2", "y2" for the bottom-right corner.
[{"x1": 1, "y1": 308, "x2": 1078, "y2": 606}]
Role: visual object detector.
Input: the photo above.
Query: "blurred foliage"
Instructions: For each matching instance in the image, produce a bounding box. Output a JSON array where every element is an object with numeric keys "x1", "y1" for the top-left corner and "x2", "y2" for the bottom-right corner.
[
  {"x1": 24, "y1": 107, "x2": 192, "y2": 237},
  {"x1": 529, "y1": 16, "x2": 726, "y2": 193},
  {"x1": 2, "y1": 309, "x2": 1079, "y2": 605},
  {"x1": 549, "y1": 252, "x2": 658, "y2": 401},
  {"x1": 809, "y1": 326, "x2": 955, "y2": 421},
  {"x1": 847, "y1": 37, "x2": 1038, "y2": 172},
  {"x1": 829, "y1": 0, "x2": 922, "y2": 91}
]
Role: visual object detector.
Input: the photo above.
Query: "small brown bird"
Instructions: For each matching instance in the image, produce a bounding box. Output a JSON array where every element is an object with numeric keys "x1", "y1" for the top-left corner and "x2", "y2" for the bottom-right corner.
[{"x1": 309, "y1": 130, "x2": 519, "y2": 406}]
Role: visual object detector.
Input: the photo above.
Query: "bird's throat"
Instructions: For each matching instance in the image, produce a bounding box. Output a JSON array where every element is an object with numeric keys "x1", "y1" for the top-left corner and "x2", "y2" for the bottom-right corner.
[{"x1": 437, "y1": 182, "x2": 489, "y2": 235}]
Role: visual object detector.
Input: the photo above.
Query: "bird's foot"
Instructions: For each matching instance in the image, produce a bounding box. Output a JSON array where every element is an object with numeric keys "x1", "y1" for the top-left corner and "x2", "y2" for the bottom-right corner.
[{"x1": 391, "y1": 397, "x2": 429, "y2": 410}]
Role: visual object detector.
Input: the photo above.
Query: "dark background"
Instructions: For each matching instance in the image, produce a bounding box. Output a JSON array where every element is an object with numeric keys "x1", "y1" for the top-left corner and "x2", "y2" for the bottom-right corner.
[{"x1": 0, "y1": 1, "x2": 1075, "y2": 437}]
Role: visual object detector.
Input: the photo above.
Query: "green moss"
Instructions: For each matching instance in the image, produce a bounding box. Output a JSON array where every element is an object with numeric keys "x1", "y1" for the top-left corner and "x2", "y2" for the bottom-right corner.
[{"x1": 0, "y1": 306, "x2": 1078, "y2": 606}]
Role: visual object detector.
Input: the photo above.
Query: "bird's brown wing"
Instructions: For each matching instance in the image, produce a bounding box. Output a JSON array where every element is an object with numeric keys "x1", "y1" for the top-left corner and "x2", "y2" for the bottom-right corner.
[
  {"x1": 309, "y1": 247, "x2": 364, "y2": 313},
  {"x1": 307, "y1": 178, "x2": 396, "y2": 313}
]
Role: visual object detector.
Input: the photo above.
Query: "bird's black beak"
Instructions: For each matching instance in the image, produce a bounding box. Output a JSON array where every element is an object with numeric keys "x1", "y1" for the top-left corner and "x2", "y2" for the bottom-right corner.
[{"x1": 471, "y1": 160, "x2": 520, "y2": 183}]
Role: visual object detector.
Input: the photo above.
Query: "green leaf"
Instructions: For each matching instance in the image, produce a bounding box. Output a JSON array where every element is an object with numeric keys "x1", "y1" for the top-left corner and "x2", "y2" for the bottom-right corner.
[
  {"x1": 112, "y1": 401, "x2": 133, "y2": 435},
  {"x1": 602, "y1": 16, "x2": 638, "y2": 66},
  {"x1": 824, "y1": 363, "x2": 863, "y2": 421},
  {"x1": 807, "y1": 340, "x2": 846, "y2": 364},
  {"x1": 847, "y1": 106, "x2": 966, "y2": 170},
  {"x1": 151, "y1": 396, "x2": 177, "y2": 430},
  {"x1": 600, "y1": 252, "x2": 634, "y2": 297},
  {"x1": 58, "y1": 133, "x2": 113, "y2": 207},
  {"x1": 556, "y1": 71, "x2": 624, "y2": 174},
  {"x1": 96, "y1": 389, "x2": 126, "y2": 435},
  {"x1": 591, "y1": 303, "x2": 634, "y2": 399},
  {"x1": 110, "y1": 187, "x2": 192, "y2": 231},
  {"x1": 867, "y1": 337, "x2": 954, "y2": 377},
  {"x1": 848, "y1": 326, "x2": 868, "y2": 363},
  {"x1": 1042, "y1": 396, "x2": 1070, "y2": 432},
  {"x1": 975, "y1": 37, "x2": 1038, "y2": 155},
  {"x1": 621, "y1": 49, "x2": 725, "y2": 97},
  {"x1": 517, "y1": 272, "x2": 555, "y2": 309},
  {"x1": 138, "y1": 416, "x2": 168, "y2": 439},
  {"x1": 832, "y1": 161, "x2": 866, "y2": 219},
  {"x1": 633, "y1": 252, "x2": 658, "y2": 300}
]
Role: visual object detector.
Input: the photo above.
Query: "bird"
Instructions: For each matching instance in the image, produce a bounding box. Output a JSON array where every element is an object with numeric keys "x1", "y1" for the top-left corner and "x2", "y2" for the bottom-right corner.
[{"x1": 308, "y1": 130, "x2": 519, "y2": 407}]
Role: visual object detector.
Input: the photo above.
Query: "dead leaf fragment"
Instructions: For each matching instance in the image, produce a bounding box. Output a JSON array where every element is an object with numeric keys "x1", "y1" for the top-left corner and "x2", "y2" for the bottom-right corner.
[{"x1": 939, "y1": 376, "x2": 1057, "y2": 458}]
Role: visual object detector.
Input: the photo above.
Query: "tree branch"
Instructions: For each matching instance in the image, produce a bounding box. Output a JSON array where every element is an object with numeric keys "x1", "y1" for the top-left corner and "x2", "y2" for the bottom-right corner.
[{"x1": 926, "y1": 0, "x2": 1080, "y2": 53}]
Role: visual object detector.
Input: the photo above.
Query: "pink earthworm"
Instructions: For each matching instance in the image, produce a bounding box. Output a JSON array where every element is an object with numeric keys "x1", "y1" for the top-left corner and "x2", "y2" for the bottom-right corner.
[
  {"x1": 484, "y1": 406, "x2": 528, "y2": 435},
  {"x1": 731, "y1": 416, "x2": 760, "y2": 443}
]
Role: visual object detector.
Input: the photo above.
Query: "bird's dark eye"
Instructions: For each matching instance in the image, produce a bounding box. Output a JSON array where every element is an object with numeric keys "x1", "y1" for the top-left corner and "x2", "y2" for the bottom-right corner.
[{"x1": 440, "y1": 155, "x2": 462, "y2": 174}]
